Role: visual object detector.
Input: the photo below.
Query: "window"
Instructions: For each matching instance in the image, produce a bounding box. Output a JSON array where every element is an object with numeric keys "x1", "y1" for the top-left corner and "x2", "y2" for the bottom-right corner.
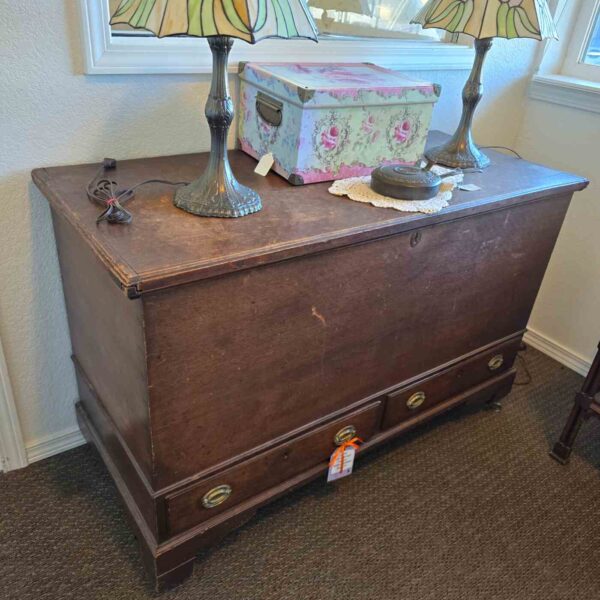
[
  {"x1": 582, "y1": 7, "x2": 600, "y2": 66},
  {"x1": 291, "y1": 1, "x2": 441, "y2": 41},
  {"x1": 109, "y1": 0, "x2": 442, "y2": 41},
  {"x1": 529, "y1": 0, "x2": 600, "y2": 112},
  {"x1": 82, "y1": 0, "x2": 473, "y2": 75},
  {"x1": 562, "y1": 0, "x2": 600, "y2": 83}
]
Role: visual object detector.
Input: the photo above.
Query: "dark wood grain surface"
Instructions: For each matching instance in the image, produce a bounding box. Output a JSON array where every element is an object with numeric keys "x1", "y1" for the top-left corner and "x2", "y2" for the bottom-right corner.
[
  {"x1": 144, "y1": 193, "x2": 570, "y2": 487},
  {"x1": 382, "y1": 336, "x2": 522, "y2": 428},
  {"x1": 32, "y1": 132, "x2": 588, "y2": 295},
  {"x1": 34, "y1": 133, "x2": 589, "y2": 590},
  {"x1": 51, "y1": 210, "x2": 153, "y2": 480},
  {"x1": 165, "y1": 401, "x2": 381, "y2": 537}
]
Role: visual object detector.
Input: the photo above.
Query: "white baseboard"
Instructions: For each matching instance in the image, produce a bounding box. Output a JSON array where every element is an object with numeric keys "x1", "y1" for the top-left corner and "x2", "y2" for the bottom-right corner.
[
  {"x1": 524, "y1": 328, "x2": 592, "y2": 377},
  {"x1": 26, "y1": 426, "x2": 86, "y2": 464}
]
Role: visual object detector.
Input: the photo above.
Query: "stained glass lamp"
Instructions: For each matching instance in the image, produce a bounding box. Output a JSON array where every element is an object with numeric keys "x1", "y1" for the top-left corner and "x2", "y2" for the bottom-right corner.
[
  {"x1": 111, "y1": 1, "x2": 318, "y2": 218},
  {"x1": 411, "y1": 0, "x2": 558, "y2": 169}
]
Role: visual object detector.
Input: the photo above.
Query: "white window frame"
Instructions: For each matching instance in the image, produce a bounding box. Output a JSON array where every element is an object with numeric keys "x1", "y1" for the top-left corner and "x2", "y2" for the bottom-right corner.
[
  {"x1": 80, "y1": 0, "x2": 474, "y2": 75},
  {"x1": 529, "y1": 0, "x2": 600, "y2": 113},
  {"x1": 0, "y1": 336, "x2": 27, "y2": 472},
  {"x1": 561, "y1": 0, "x2": 600, "y2": 83}
]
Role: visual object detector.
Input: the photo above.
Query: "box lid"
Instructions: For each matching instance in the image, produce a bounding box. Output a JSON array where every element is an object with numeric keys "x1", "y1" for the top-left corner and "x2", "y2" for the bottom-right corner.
[{"x1": 239, "y1": 62, "x2": 441, "y2": 108}]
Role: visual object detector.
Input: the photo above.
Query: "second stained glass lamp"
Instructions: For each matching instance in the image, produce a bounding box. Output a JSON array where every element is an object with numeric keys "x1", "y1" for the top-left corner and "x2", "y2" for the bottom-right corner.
[
  {"x1": 411, "y1": 0, "x2": 558, "y2": 169},
  {"x1": 111, "y1": 1, "x2": 318, "y2": 218}
]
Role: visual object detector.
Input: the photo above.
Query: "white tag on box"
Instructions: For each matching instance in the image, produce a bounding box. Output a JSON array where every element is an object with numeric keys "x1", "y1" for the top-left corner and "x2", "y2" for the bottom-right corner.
[
  {"x1": 327, "y1": 446, "x2": 356, "y2": 482},
  {"x1": 254, "y1": 153, "x2": 275, "y2": 177}
]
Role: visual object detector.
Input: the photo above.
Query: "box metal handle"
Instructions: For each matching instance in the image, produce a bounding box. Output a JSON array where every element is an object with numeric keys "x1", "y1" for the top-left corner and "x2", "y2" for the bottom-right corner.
[{"x1": 256, "y1": 92, "x2": 283, "y2": 127}]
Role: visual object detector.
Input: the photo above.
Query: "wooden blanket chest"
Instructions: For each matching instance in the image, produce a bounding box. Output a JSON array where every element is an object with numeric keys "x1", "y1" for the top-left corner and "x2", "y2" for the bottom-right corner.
[{"x1": 32, "y1": 132, "x2": 588, "y2": 590}]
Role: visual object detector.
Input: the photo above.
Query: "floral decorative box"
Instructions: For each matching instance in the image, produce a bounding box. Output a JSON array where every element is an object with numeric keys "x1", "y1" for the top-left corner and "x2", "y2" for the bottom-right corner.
[{"x1": 238, "y1": 63, "x2": 440, "y2": 185}]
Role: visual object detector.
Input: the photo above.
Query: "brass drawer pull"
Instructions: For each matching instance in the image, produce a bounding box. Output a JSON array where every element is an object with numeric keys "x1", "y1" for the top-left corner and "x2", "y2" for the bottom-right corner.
[
  {"x1": 202, "y1": 485, "x2": 232, "y2": 509},
  {"x1": 407, "y1": 391, "x2": 426, "y2": 410},
  {"x1": 488, "y1": 354, "x2": 505, "y2": 371},
  {"x1": 334, "y1": 425, "x2": 357, "y2": 446}
]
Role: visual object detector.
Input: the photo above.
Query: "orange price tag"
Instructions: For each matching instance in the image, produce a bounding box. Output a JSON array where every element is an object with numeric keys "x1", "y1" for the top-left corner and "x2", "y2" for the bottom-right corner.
[{"x1": 327, "y1": 437, "x2": 362, "y2": 483}]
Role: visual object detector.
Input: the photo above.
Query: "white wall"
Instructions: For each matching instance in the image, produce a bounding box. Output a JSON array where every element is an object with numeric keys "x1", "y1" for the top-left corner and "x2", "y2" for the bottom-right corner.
[
  {"x1": 517, "y1": 101, "x2": 600, "y2": 370},
  {"x1": 0, "y1": 1, "x2": 540, "y2": 460},
  {"x1": 515, "y1": 0, "x2": 600, "y2": 372}
]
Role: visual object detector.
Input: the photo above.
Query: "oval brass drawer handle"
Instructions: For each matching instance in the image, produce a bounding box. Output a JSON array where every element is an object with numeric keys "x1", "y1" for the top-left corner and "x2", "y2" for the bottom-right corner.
[
  {"x1": 488, "y1": 354, "x2": 505, "y2": 371},
  {"x1": 407, "y1": 391, "x2": 426, "y2": 410},
  {"x1": 202, "y1": 485, "x2": 232, "y2": 509},
  {"x1": 334, "y1": 425, "x2": 357, "y2": 446}
]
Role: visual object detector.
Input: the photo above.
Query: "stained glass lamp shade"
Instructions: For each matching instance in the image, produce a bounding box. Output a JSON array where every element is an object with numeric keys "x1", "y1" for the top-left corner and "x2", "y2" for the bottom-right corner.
[
  {"x1": 111, "y1": 0, "x2": 318, "y2": 218},
  {"x1": 411, "y1": 0, "x2": 558, "y2": 169}
]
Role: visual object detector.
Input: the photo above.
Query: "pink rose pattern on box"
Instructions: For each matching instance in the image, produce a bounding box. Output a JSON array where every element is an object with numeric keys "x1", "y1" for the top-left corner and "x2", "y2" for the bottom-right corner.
[
  {"x1": 386, "y1": 110, "x2": 421, "y2": 154},
  {"x1": 309, "y1": 109, "x2": 423, "y2": 170},
  {"x1": 238, "y1": 64, "x2": 436, "y2": 183},
  {"x1": 352, "y1": 113, "x2": 383, "y2": 151},
  {"x1": 321, "y1": 126, "x2": 340, "y2": 150},
  {"x1": 394, "y1": 120, "x2": 411, "y2": 143},
  {"x1": 288, "y1": 64, "x2": 396, "y2": 87},
  {"x1": 313, "y1": 112, "x2": 351, "y2": 166},
  {"x1": 360, "y1": 115, "x2": 382, "y2": 144}
]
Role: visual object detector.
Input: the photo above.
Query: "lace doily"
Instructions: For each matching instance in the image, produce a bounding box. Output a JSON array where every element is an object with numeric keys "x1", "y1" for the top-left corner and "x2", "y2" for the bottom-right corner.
[{"x1": 329, "y1": 166, "x2": 464, "y2": 215}]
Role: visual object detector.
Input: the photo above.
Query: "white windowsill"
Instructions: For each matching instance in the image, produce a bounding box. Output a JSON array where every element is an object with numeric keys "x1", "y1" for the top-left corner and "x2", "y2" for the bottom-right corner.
[
  {"x1": 84, "y1": 38, "x2": 475, "y2": 75},
  {"x1": 529, "y1": 74, "x2": 600, "y2": 114},
  {"x1": 80, "y1": 0, "x2": 474, "y2": 75}
]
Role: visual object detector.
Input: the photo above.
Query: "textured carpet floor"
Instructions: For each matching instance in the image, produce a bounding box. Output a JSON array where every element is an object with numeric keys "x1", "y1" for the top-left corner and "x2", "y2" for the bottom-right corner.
[{"x1": 2, "y1": 348, "x2": 600, "y2": 600}]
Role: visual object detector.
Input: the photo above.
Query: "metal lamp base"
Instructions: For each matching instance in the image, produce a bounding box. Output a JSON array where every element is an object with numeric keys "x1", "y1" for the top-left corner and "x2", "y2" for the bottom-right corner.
[
  {"x1": 425, "y1": 137, "x2": 490, "y2": 170},
  {"x1": 426, "y1": 38, "x2": 493, "y2": 171},
  {"x1": 175, "y1": 36, "x2": 262, "y2": 219},
  {"x1": 174, "y1": 170, "x2": 262, "y2": 218}
]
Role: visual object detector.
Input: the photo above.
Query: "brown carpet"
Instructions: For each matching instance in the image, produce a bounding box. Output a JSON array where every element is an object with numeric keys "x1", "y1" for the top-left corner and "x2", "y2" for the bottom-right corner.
[{"x1": 2, "y1": 347, "x2": 600, "y2": 600}]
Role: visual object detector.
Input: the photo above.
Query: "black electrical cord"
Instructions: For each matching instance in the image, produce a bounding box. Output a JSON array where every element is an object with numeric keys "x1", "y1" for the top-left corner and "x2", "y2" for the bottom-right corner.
[
  {"x1": 480, "y1": 146, "x2": 523, "y2": 159},
  {"x1": 86, "y1": 158, "x2": 188, "y2": 225},
  {"x1": 514, "y1": 343, "x2": 533, "y2": 386}
]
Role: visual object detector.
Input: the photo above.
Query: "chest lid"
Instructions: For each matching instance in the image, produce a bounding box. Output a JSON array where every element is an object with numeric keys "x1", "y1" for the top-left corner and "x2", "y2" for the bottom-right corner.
[
  {"x1": 31, "y1": 132, "x2": 588, "y2": 298},
  {"x1": 239, "y1": 62, "x2": 440, "y2": 108}
]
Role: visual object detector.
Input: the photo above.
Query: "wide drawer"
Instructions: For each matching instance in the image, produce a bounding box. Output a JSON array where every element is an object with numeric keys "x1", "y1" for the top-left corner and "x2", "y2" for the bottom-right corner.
[
  {"x1": 165, "y1": 401, "x2": 382, "y2": 537},
  {"x1": 382, "y1": 338, "x2": 521, "y2": 429}
]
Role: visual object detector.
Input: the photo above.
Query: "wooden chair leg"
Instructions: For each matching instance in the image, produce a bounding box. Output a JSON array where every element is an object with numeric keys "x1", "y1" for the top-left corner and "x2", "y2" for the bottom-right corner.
[
  {"x1": 551, "y1": 342, "x2": 600, "y2": 465},
  {"x1": 550, "y1": 402, "x2": 586, "y2": 464}
]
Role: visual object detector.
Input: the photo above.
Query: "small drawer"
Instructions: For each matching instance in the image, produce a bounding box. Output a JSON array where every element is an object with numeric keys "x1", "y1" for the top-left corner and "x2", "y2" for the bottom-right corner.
[
  {"x1": 382, "y1": 338, "x2": 521, "y2": 429},
  {"x1": 165, "y1": 401, "x2": 382, "y2": 537}
]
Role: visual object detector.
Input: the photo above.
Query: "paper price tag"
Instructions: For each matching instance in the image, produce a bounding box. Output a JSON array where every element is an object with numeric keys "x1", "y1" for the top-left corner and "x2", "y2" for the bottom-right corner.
[
  {"x1": 327, "y1": 446, "x2": 356, "y2": 482},
  {"x1": 458, "y1": 183, "x2": 482, "y2": 192},
  {"x1": 254, "y1": 153, "x2": 275, "y2": 177}
]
